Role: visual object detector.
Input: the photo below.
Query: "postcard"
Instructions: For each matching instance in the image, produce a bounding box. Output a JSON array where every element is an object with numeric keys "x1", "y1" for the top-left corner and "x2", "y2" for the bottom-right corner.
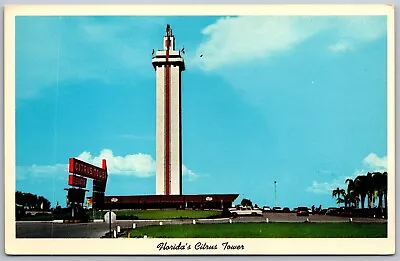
[{"x1": 3, "y1": 4, "x2": 395, "y2": 255}]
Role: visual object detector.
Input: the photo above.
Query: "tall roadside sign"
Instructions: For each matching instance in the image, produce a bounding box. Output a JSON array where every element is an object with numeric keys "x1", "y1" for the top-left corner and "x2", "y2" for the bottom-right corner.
[{"x1": 67, "y1": 158, "x2": 109, "y2": 219}]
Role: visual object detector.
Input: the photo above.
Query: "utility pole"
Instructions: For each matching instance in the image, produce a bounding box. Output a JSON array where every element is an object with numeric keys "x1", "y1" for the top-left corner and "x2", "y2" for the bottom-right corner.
[{"x1": 274, "y1": 181, "x2": 277, "y2": 207}]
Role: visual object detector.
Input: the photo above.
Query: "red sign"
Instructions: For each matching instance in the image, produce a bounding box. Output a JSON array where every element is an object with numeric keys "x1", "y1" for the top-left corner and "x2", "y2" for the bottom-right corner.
[
  {"x1": 68, "y1": 175, "x2": 87, "y2": 188},
  {"x1": 69, "y1": 158, "x2": 108, "y2": 181}
]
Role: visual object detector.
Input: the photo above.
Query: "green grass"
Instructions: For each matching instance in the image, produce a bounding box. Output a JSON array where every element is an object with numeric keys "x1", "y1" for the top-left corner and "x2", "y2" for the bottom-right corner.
[
  {"x1": 124, "y1": 223, "x2": 387, "y2": 238},
  {"x1": 17, "y1": 209, "x2": 222, "y2": 221},
  {"x1": 91, "y1": 209, "x2": 223, "y2": 220}
]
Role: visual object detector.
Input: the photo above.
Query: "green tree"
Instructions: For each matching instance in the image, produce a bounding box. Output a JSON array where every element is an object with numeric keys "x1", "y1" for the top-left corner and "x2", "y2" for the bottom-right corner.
[
  {"x1": 354, "y1": 175, "x2": 368, "y2": 209},
  {"x1": 241, "y1": 198, "x2": 253, "y2": 207},
  {"x1": 38, "y1": 196, "x2": 51, "y2": 210},
  {"x1": 366, "y1": 172, "x2": 376, "y2": 208},
  {"x1": 372, "y1": 172, "x2": 385, "y2": 209},
  {"x1": 332, "y1": 187, "x2": 345, "y2": 207},
  {"x1": 330, "y1": 172, "x2": 388, "y2": 212},
  {"x1": 382, "y1": 172, "x2": 388, "y2": 211},
  {"x1": 345, "y1": 178, "x2": 359, "y2": 208},
  {"x1": 15, "y1": 191, "x2": 51, "y2": 210},
  {"x1": 15, "y1": 191, "x2": 24, "y2": 206},
  {"x1": 336, "y1": 197, "x2": 345, "y2": 206}
]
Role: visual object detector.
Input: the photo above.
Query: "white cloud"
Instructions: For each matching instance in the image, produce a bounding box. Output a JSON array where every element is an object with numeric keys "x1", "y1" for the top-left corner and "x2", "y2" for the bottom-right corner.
[
  {"x1": 328, "y1": 40, "x2": 353, "y2": 53},
  {"x1": 337, "y1": 16, "x2": 387, "y2": 41},
  {"x1": 307, "y1": 152, "x2": 387, "y2": 194},
  {"x1": 17, "y1": 149, "x2": 199, "y2": 181},
  {"x1": 79, "y1": 149, "x2": 199, "y2": 180},
  {"x1": 77, "y1": 149, "x2": 155, "y2": 178},
  {"x1": 363, "y1": 153, "x2": 387, "y2": 170},
  {"x1": 191, "y1": 16, "x2": 386, "y2": 71},
  {"x1": 16, "y1": 164, "x2": 68, "y2": 181},
  {"x1": 182, "y1": 165, "x2": 198, "y2": 181},
  {"x1": 306, "y1": 179, "x2": 344, "y2": 194},
  {"x1": 29, "y1": 163, "x2": 68, "y2": 174},
  {"x1": 190, "y1": 16, "x2": 326, "y2": 71}
]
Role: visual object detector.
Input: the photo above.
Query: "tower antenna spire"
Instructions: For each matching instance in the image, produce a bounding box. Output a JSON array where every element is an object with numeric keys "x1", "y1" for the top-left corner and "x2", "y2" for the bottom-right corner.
[{"x1": 166, "y1": 24, "x2": 172, "y2": 36}]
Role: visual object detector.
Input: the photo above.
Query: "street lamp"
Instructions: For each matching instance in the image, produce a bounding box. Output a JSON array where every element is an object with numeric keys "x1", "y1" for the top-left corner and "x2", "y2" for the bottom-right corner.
[
  {"x1": 110, "y1": 197, "x2": 118, "y2": 238},
  {"x1": 274, "y1": 181, "x2": 277, "y2": 207}
]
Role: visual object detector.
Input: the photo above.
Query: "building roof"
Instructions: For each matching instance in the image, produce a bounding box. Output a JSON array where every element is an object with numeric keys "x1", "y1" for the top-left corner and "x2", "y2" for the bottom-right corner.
[{"x1": 88, "y1": 194, "x2": 239, "y2": 204}]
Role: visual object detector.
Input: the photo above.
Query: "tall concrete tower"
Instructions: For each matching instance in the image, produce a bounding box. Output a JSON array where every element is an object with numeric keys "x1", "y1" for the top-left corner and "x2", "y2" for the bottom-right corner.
[{"x1": 152, "y1": 25, "x2": 185, "y2": 195}]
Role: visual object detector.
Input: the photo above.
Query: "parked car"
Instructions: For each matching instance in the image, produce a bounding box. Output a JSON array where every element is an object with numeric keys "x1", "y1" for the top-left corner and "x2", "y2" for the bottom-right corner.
[
  {"x1": 253, "y1": 205, "x2": 262, "y2": 210},
  {"x1": 283, "y1": 207, "x2": 291, "y2": 213},
  {"x1": 296, "y1": 207, "x2": 309, "y2": 216},
  {"x1": 319, "y1": 209, "x2": 328, "y2": 215},
  {"x1": 325, "y1": 208, "x2": 339, "y2": 216},
  {"x1": 229, "y1": 206, "x2": 263, "y2": 217},
  {"x1": 262, "y1": 206, "x2": 271, "y2": 212},
  {"x1": 337, "y1": 207, "x2": 353, "y2": 217},
  {"x1": 272, "y1": 207, "x2": 282, "y2": 212}
]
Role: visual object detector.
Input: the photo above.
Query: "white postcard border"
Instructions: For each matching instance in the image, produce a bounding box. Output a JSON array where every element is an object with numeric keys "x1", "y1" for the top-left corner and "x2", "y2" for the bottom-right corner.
[{"x1": 4, "y1": 4, "x2": 396, "y2": 255}]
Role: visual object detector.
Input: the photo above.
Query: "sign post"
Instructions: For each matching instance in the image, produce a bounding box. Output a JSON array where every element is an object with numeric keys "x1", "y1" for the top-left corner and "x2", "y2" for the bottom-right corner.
[{"x1": 110, "y1": 198, "x2": 118, "y2": 238}]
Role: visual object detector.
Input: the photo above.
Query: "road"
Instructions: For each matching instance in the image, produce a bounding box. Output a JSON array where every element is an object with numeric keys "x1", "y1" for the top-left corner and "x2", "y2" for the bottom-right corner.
[
  {"x1": 16, "y1": 222, "x2": 112, "y2": 238},
  {"x1": 16, "y1": 213, "x2": 386, "y2": 238}
]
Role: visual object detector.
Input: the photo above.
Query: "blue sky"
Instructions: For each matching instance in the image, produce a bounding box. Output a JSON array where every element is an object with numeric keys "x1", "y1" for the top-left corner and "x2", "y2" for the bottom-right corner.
[{"x1": 15, "y1": 15, "x2": 388, "y2": 209}]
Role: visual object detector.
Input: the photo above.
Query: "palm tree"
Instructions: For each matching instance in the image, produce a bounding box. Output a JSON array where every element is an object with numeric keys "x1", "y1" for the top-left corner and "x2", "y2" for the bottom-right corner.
[
  {"x1": 345, "y1": 178, "x2": 357, "y2": 208},
  {"x1": 382, "y1": 172, "x2": 388, "y2": 211},
  {"x1": 346, "y1": 178, "x2": 355, "y2": 191},
  {"x1": 354, "y1": 175, "x2": 368, "y2": 209},
  {"x1": 332, "y1": 187, "x2": 345, "y2": 207},
  {"x1": 343, "y1": 192, "x2": 350, "y2": 207},
  {"x1": 337, "y1": 197, "x2": 345, "y2": 206},
  {"x1": 366, "y1": 172, "x2": 376, "y2": 208},
  {"x1": 352, "y1": 193, "x2": 360, "y2": 208},
  {"x1": 372, "y1": 172, "x2": 385, "y2": 209}
]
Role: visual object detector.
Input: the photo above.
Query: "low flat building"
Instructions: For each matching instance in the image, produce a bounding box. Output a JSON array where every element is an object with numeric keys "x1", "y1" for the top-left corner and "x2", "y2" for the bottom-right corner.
[{"x1": 88, "y1": 194, "x2": 239, "y2": 211}]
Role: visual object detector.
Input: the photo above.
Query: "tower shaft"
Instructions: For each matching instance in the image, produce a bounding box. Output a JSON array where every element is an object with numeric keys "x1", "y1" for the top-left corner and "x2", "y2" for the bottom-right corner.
[{"x1": 152, "y1": 25, "x2": 185, "y2": 195}]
